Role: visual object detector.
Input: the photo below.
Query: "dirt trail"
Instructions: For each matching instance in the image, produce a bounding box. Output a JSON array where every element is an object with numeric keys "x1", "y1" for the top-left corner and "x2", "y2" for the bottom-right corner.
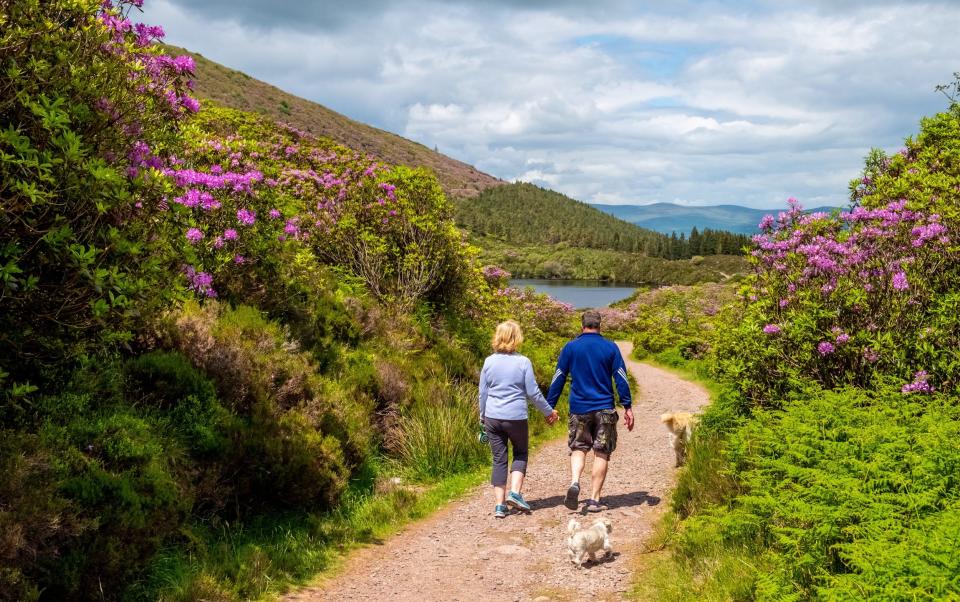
[{"x1": 284, "y1": 341, "x2": 710, "y2": 602}]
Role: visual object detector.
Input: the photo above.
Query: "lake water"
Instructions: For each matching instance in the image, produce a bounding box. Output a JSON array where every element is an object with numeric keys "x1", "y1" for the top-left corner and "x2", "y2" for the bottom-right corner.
[{"x1": 509, "y1": 279, "x2": 637, "y2": 309}]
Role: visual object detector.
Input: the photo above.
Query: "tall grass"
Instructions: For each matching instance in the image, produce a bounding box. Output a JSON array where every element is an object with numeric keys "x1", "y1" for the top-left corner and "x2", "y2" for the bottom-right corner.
[{"x1": 395, "y1": 383, "x2": 488, "y2": 480}]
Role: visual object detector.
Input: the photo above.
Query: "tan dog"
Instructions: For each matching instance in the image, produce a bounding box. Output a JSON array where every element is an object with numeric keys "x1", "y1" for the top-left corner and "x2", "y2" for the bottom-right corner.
[
  {"x1": 567, "y1": 518, "x2": 613, "y2": 568},
  {"x1": 661, "y1": 411, "x2": 696, "y2": 467}
]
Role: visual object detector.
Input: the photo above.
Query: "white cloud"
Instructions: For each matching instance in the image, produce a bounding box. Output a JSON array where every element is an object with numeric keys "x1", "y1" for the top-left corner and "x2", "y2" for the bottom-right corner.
[{"x1": 144, "y1": 0, "x2": 959, "y2": 209}]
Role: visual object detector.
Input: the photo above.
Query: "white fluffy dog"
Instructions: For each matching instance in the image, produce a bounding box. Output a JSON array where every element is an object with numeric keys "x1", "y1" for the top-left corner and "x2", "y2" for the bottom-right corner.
[
  {"x1": 661, "y1": 411, "x2": 696, "y2": 467},
  {"x1": 567, "y1": 518, "x2": 613, "y2": 568}
]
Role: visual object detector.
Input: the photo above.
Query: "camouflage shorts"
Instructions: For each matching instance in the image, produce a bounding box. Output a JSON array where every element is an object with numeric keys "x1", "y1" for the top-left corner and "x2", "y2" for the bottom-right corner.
[{"x1": 568, "y1": 409, "x2": 619, "y2": 456}]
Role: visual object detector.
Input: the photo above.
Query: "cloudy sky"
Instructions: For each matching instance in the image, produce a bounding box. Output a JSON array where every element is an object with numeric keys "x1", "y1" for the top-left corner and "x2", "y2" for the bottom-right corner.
[{"x1": 143, "y1": 1, "x2": 957, "y2": 209}]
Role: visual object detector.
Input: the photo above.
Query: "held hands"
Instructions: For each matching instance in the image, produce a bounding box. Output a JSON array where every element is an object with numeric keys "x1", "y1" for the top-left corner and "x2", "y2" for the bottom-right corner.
[
  {"x1": 545, "y1": 409, "x2": 560, "y2": 425},
  {"x1": 623, "y1": 407, "x2": 635, "y2": 431}
]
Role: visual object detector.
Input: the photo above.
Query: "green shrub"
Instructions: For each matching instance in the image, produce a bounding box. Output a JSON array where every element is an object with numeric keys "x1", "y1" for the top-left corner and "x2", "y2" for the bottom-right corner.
[
  {"x1": 125, "y1": 351, "x2": 230, "y2": 457},
  {"x1": 0, "y1": 431, "x2": 87, "y2": 602},
  {"x1": 126, "y1": 351, "x2": 217, "y2": 410},
  {"x1": 42, "y1": 409, "x2": 193, "y2": 599},
  {"x1": 232, "y1": 408, "x2": 351, "y2": 510}
]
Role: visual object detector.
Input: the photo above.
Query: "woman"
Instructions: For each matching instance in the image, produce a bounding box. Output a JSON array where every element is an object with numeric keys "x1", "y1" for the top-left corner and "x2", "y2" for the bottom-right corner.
[{"x1": 479, "y1": 320, "x2": 559, "y2": 518}]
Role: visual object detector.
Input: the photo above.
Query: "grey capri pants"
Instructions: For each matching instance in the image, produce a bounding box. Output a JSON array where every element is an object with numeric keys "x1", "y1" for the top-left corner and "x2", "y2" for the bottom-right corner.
[{"x1": 484, "y1": 417, "x2": 529, "y2": 487}]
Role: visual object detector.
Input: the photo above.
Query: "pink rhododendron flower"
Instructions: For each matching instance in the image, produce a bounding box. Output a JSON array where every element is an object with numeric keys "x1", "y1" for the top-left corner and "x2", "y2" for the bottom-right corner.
[
  {"x1": 237, "y1": 208, "x2": 256, "y2": 226},
  {"x1": 763, "y1": 324, "x2": 781, "y2": 335},
  {"x1": 817, "y1": 341, "x2": 835, "y2": 355},
  {"x1": 185, "y1": 228, "x2": 203, "y2": 244},
  {"x1": 223, "y1": 229, "x2": 238, "y2": 241}
]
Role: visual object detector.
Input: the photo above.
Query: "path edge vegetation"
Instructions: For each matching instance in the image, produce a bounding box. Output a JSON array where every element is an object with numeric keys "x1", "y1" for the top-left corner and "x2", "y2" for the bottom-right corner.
[{"x1": 625, "y1": 81, "x2": 960, "y2": 601}]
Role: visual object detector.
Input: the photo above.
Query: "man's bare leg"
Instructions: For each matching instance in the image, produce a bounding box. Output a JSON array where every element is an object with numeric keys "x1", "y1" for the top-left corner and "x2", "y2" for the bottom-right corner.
[
  {"x1": 570, "y1": 450, "x2": 586, "y2": 484},
  {"x1": 590, "y1": 452, "x2": 609, "y2": 502},
  {"x1": 565, "y1": 450, "x2": 587, "y2": 509}
]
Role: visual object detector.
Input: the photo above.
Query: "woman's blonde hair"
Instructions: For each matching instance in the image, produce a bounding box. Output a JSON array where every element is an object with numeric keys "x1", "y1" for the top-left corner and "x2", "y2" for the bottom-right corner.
[{"x1": 491, "y1": 320, "x2": 523, "y2": 353}]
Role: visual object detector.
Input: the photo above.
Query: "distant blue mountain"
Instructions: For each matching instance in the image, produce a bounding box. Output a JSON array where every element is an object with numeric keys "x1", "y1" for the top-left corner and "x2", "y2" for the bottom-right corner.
[{"x1": 590, "y1": 202, "x2": 842, "y2": 235}]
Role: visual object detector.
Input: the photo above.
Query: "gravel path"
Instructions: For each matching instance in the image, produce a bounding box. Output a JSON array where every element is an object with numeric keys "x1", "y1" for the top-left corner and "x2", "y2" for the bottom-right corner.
[{"x1": 284, "y1": 341, "x2": 710, "y2": 602}]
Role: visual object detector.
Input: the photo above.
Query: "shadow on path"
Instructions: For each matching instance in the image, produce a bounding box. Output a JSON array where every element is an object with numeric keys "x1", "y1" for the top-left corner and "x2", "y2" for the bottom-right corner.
[{"x1": 527, "y1": 490, "x2": 660, "y2": 513}]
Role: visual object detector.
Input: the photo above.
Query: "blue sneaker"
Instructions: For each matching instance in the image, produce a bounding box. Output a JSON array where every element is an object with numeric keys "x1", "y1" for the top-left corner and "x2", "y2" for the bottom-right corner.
[
  {"x1": 506, "y1": 491, "x2": 531, "y2": 513},
  {"x1": 494, "y1": 504, "x2": 507, "y2": 518}
]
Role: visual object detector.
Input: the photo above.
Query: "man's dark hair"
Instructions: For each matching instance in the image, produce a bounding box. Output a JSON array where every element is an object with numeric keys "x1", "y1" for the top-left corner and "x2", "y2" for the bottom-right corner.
[{"x1": 582, "y1": 310, "x2": 602, "y2": 330}]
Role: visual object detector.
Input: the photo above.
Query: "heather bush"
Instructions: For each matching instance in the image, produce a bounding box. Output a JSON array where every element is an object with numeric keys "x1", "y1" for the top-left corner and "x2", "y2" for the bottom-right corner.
[
  {"x1": 161, "y1": 300, "x2": 372, "y2": 475},
  {"x1": 125, "y1": 351, "x2": 230, "y2": 457},
  {"x1": 0, "y1": 431, "x2": 88, "y2": 602},
  {"x1": 233, "y1": 407, "x2": 351, "y2": 510}
]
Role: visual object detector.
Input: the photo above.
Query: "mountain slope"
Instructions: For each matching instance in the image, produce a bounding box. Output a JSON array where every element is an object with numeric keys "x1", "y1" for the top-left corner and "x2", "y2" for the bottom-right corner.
[
  {"x1": 592, "y1": 202, "x2": 841, "y2": 235},
  {"x1": 168, "y1": 45, "x2": 501, "y2": 197}
]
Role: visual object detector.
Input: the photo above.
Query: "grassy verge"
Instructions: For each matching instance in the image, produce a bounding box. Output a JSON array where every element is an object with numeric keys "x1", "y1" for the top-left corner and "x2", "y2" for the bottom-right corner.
[
  {"x1": 624, "y1": 347, "x2": 735, "y2": 602},
  {"x1": 140, "y1": 418, "x2": 568, "y2": 601},
  {"x1": 636, "y1": 347, "x2": 723, "y2": 401}
]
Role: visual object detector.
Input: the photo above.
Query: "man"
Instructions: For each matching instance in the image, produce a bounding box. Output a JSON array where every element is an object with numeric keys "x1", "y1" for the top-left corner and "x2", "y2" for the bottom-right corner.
[{"x1": 546, "y1": 310, "x2": 634, "y2": 512}]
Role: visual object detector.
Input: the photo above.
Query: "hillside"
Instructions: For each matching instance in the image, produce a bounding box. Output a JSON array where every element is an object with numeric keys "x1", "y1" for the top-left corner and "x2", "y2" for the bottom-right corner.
[
  {"x1": 592, "y1": 202, "x2": 841, "y2": 235},
  {"x1": 169, "y1": 47, "x2": 752, "y2": 278},
  {"x1": 165, "y1": 45, "x2": 502, "y2": 197},
  {"x1": 458, "y1": 183, "x2": 752, "y2": 259}
]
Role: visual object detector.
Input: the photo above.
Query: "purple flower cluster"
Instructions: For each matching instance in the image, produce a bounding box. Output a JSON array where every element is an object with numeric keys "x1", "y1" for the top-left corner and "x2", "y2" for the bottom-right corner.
[
  {"x1": 751, "y1": 199, "x2": 948, "y2": 301},
  {"x1": 98, "y1": 2, "x2": 198, "y2": 116},
  {"x1": 495, "y1": 287, "x2": 575, "y2": 334},
  {"x1": 763, "y1": 324, "x2": 781, "y2": 335},
  {"x1": 185, "y1": 228, "x2": 203, "y2": 244},
  {"x1": 901, "y1": 370, "x2": 934, "y2": 394},
  {"x1": 236, "y1": 208, "x2": 256, "y2": 226},
  {"x1": 481, "y1": 265, "x2": 512, "y2": 284},
  {"x1": 183, "y1": 266, "x2": 216, "y2": 297}
]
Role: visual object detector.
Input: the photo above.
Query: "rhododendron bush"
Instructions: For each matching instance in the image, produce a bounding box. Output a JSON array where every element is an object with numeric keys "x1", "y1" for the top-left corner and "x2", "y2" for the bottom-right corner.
[
  {"x1": 1, "y1": 0, "x2": 480, "y2": 392},
  {"x1": 166, "y1": 108, "x2": 474, "y2": 309},
  {"x1": 492, "y1": 285, "x2": 576, "y2": 336},
  {"x1": 0, "y1": 0, "x2": 196, "y2": 387},
  {"x1": 714, "y1": 104, "x2": 960, "y2": 404}
]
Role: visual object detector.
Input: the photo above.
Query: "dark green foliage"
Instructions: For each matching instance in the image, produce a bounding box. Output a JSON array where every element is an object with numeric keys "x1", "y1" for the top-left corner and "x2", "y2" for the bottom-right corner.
[
  {"x1": 0, "y1": 431, "x2": 88, "y2": 602},
  {"x1": 456, "y1": 182, "x2": 751, "y2": 258},
  {"x1": 125, "y1": 351, "x2": 229, "y2": 457},
  {"x1": 126, "y1": 351, "x2": 217, "y2": 410},
  {"x1": 232, "y1": 407, "x2": 350, "y2": 510}
]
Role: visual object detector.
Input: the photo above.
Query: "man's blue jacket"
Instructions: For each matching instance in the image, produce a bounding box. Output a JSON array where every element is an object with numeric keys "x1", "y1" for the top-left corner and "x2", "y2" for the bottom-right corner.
[{"x1": 545, "y1": 332, "x2": 632, "y2": 414}]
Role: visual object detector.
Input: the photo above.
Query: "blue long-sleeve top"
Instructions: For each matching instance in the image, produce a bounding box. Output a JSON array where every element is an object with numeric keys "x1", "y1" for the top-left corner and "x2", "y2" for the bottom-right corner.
[
  {"x1": 478, "y1": 353, "x2": 554, "y2": 420},
  {"x1": 546, "y1": 333, "x2": 632, "y2": 414}
]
